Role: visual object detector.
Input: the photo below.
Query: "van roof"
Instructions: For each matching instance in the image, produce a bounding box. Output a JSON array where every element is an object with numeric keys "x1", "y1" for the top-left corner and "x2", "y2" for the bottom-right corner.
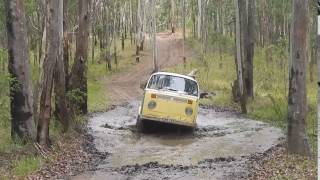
[{"x1": 151, "y1": 72, "x2": 197, "y2": 82}]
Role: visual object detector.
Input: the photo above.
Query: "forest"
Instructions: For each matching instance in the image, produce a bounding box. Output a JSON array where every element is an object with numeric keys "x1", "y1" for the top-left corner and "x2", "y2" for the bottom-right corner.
[{"x1": 0, "y1": 0, "x2": 318, "y2": 179}]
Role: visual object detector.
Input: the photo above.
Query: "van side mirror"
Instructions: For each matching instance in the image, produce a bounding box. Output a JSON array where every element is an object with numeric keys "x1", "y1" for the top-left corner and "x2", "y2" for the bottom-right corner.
[
  {"x1": 200, "y1": 92, "x2": 216, "y2": 99},
  {"x1": 199, "y1": 92, "x2": 208, "y2": 99},
  {"x1": 140, "y1": 81, "x2": 147, "y2": 90}
]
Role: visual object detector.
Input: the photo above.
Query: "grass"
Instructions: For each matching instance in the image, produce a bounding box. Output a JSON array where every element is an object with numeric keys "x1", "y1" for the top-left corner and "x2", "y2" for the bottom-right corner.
[
  {"x1": 11, "y1": 156, "x2": 42, "y2": 177},
  {"x1": 166, "y1": 37, "x2": 317, "y2": 153},
  {"x1": 87, "y1": 38, "x2": 137, "y2": 112}
]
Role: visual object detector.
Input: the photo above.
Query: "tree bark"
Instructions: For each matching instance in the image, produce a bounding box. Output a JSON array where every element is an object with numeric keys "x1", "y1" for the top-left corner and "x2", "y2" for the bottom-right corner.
[
  {"x1": 54, "y1": 1, "x2": 70, "y2": 132},
  {"x1": 136, "y1": 0, "x2": 145, "y2": 62},
  {"x1": 171, "y1": 0, "x2": 175, "y2": 33},
  {"x1": 235, "y1": 0, "x2": 247, "y2": 114},
  {"x1": 197, "y1": 0, "x2": 202, "y2": 39},
  {"x1": 182, "y1": 0, "x2": 186, "y2": 67},
  {"x1": 6, "y1": 0, "x2": 36, "y2": 140},
  {"x1": 37, "y1": 0, "x2": 63, "y2": 146},
  {"x1": 69, "y1": 0, "x2": 91, "y2": 115},
  {"x1": 246, "y1": 0, "x2": 255, "y2": 98},
  {"x1": 317, "y1": 3, "x2": 320, "y2": 161},
  {"x1": 287, "y1": 0, "x2": 310, "y2": 156},
  {"x1": 152, "y1": 0, "x2": 158, "y2": 72},
  {"x1": 63, "y1": 0, "x2": 69, "y2": 87}
]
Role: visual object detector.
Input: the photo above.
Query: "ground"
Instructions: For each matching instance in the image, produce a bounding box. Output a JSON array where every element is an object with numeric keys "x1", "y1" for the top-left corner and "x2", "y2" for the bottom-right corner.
[
  {"x1": 73, "y1": 32, "x2": 284, "y2": 180},
  {"x1": 71, "y1": 101, "x2": 283, "y2": 180},
  {"x1": 25, "y1": 32, "x2": 316, "y2": 179}
]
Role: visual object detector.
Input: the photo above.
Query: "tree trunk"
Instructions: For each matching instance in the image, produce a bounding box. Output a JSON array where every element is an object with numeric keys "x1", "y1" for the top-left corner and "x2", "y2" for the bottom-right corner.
[
  {"x1": 287, "y1": 0, "x2": 310, "y2": 156},
  {"x1": 246, "y1": 0, "x2": 255, "y2": 98},
  {"x1": 136, "y1": 0, "x2": 144, "y2": 62},
  {"x1": 197, "y1": 0, "x2": 202, "y2": 39},
  {"x1": 317, "y1": 5, "x2": 320, "y2": 160},
  {"x1": 152, "y1": 0, "x2": 158, "y2": 72},
  {"x1": 6, "y1": 0, "x2": 36, "y2": 140},
  {"x1": 37, "y1": 0, "x2": 63, "y2": 146},
  {"x1": 69, "y1": 0, "x2": 91, "y2": 115},
  {"x1": 171, "y1": 0, "x2": 175, "y2": 33},
  {"x1": 91, "y1": 1, "x2": 95, "y2": 64},
  {"x1": 63, "y1": 0, "x2": 69, "y2": 88},
  {"x1": 235, "y1": 0, "x2": 247, "y2": 114},
  {"x1": 182, "y1": 0, "x2": 186, "y2": 68},
  {"x1": 114, "y1": 5, "x2": 118, "y2": 69},
  {"x1": 54, "y1": 1, "x2": 70, "y2": 132}
]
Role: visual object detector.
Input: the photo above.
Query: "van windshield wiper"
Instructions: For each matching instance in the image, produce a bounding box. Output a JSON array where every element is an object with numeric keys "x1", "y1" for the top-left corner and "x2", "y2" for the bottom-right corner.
[
  {"x1": 167, "y1": 88, "x2": 178, "y2": 91},
  {"x1": 159, "y1": 87, "x2": 178, "y2": 92}
]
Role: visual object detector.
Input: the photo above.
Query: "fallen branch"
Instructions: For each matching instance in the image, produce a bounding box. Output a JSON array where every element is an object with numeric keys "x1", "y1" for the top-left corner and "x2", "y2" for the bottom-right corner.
[{"x1": 34, "y1": 142, "x2": 48, "y2": 159}]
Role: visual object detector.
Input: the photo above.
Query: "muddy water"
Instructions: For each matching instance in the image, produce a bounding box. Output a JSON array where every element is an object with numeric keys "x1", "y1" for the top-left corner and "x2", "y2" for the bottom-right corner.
[{"x1": 72, "y1": 101, "x2": 283, "y2": 180}]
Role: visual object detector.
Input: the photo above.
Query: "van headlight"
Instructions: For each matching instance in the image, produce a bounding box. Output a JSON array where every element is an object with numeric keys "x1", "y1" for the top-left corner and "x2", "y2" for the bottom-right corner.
[
  {"x1": 148, "y1": 101, "x2": 157, "y2": 109},
  {"x1": 185, "y1": 107, "x2": 193, "y2": 116}
]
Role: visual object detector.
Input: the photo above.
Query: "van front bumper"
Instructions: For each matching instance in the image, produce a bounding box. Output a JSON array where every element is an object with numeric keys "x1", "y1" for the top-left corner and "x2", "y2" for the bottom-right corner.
[{"x1": 140, "y1": 115, "x2": 196, "y2": 128}]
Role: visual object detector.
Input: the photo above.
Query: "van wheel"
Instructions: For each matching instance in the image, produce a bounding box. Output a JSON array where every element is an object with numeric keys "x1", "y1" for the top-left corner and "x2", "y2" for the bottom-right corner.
[{"x1": 136, "y1": 117, "x2": 145, "y2": 133}]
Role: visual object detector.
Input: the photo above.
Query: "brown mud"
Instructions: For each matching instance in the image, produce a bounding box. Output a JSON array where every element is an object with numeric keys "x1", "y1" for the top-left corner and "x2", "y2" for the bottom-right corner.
[
  {"x1": 72, "y1": 32, "x2": 283, "y2": 180},
  {"x1": 72, "y1": 101, "x2": 283, "y2": 180}
]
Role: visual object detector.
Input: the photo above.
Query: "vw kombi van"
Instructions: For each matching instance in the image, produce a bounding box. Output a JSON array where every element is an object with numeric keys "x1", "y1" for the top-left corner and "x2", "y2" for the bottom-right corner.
[{"x1": 137, "y1": 72, "x2": 200, "y2": 131}]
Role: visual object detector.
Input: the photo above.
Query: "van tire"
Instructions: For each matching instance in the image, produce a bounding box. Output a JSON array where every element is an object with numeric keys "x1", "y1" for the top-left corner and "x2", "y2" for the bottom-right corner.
[{"x1": 136, "y1": 117, "x2": 146, "y2": 133}]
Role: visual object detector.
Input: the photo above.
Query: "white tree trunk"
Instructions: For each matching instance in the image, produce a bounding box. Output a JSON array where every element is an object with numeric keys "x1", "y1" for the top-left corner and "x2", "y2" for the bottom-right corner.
[
  {"x1": 152, "y1": 0, "x2": 158, "y2": 72},
  {"x1": 6, "y1": 0, "x2": 35, "y2": 140},
  {"x1": 197, "y1": 0, "x2": 202, "y2": 39},
  {"x1": 235, "y1": 0, "x2": 243, "y2": 95}
]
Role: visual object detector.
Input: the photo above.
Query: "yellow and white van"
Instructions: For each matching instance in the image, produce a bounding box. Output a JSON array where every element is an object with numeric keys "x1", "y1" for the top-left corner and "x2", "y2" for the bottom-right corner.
[{"x1": 137, "y1": 72, "x2": 200, "y2": 130}]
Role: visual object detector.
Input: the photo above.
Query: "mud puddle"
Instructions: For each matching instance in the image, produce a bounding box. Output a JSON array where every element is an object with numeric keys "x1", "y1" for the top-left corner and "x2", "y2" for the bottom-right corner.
[{"x1": 72, "y1": 101, "x2": 283, "y2": 180}]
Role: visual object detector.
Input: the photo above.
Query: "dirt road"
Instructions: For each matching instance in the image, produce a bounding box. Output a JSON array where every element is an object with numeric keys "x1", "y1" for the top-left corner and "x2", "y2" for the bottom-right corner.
[
  {"x1": 72, "y1": 33, "x2": 284, "y2": 179},
  {"x1": 107, "y1": 32, "x2": 189, "y2": 105}
]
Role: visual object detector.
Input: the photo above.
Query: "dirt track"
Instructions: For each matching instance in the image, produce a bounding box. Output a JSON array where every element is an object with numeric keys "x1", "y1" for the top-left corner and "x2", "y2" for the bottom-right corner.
[
  {"x1": 107, "y1": 32, "x2": 190, "y2": 105},
  {"x1": 72, "y1": 33, "x2": 284, "y2": 180}
]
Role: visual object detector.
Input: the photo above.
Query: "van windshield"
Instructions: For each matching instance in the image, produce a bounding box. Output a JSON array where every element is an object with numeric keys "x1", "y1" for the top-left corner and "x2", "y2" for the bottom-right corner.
[{"x1": 147, "y1": 74, "x2": 198, "y2": 97}]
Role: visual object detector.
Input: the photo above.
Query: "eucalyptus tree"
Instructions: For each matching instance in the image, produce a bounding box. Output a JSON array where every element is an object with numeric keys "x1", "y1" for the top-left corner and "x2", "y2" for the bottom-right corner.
[
  {"x1": 171, "y1": 0, "x2": 175, "y2": 33},
  {"x1": 69, "y1": 0, "x2": 91, "y2": 115},
  {"x1": 287, "y1": 0, "x2": 310, "y2": 156},
  {"x1": 246, "y1": 0, "x2": 255, "y2": 98},
  {"x1": 5, "y1": 0, "x2": 35, "y2": 140},
  {"x1": 234, "y1": 0, "x2": 248, "y2": 113},
  {"x1": 136, "y1": 0, "x2": 145, "y2": 62},
  {"x1": 151, "y1": 0, "x2": 158, "y2": 72},
  {"x1": 37, "y1": 0, "x2": 64, "y2": 146}
]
